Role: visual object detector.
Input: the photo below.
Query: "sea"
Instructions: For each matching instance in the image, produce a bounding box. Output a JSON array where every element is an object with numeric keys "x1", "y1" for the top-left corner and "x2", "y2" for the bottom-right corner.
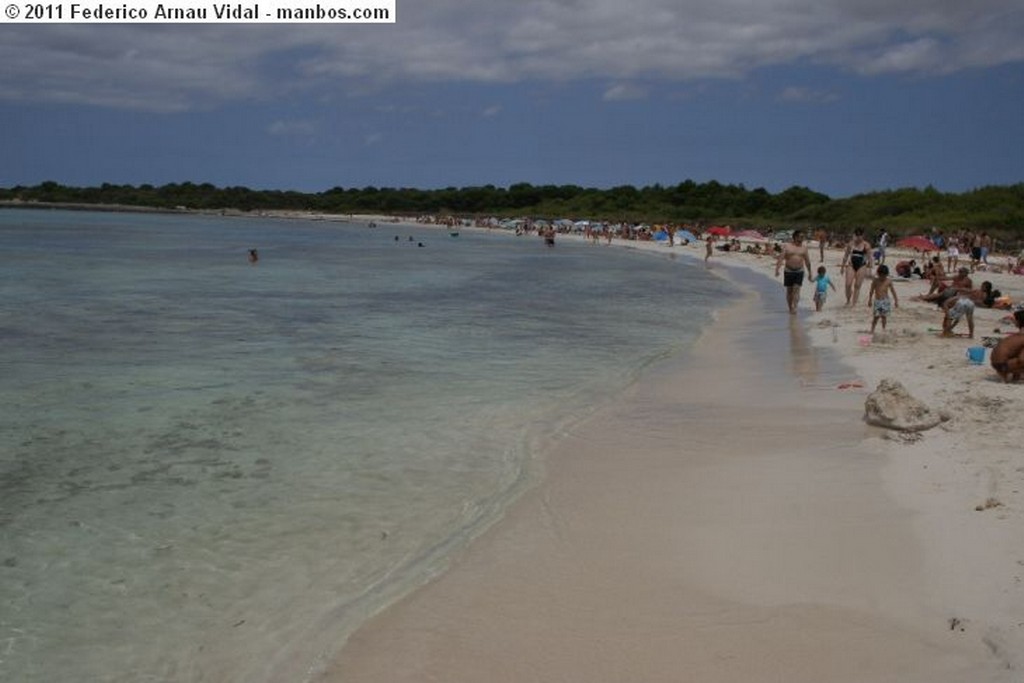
[{"x1": 0, "y1": 209, "x2": 741, "y2": 682}]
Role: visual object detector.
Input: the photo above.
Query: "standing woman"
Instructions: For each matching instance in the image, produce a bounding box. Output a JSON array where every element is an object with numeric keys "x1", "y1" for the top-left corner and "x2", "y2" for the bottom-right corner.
[
  {"x1": 840, "y1": 228, "x2": 873, "y2": 306},
  {"x1": 946, "y1": 234, "x2": 960, "y2": 272}
]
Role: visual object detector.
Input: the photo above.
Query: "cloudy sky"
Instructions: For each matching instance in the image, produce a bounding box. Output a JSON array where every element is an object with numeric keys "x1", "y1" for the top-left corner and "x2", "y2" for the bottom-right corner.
[{"x1": 2, "y1": 0, "x2": 1023, "y2": 197}]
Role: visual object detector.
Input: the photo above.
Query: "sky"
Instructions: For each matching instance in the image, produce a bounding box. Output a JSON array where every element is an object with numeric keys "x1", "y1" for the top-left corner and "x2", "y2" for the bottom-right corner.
[{"x1": 2, "y1": 1, "x2": 1023, "y2": 198}]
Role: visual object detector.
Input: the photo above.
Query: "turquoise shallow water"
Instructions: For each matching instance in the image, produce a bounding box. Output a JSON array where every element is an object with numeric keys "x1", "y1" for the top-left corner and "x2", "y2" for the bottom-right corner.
[{"x1": 0, "y1": 209, "x2": 739, "y2": 682}]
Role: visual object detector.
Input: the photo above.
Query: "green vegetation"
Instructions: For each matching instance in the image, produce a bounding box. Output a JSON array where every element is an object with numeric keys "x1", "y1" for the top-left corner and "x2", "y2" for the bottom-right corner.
[{"x1": 3, "y1": 180, "x2": 1023, "y2": 241}]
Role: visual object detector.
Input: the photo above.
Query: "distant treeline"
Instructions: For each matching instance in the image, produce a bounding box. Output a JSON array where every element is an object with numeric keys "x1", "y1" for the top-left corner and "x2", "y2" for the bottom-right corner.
[{"x1": 3, "y1": 180, "x2": 1024, "y2": 238}]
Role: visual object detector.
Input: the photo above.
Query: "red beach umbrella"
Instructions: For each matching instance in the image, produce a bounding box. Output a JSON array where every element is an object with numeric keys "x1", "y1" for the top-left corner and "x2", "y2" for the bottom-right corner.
[
  {"x1": 706, "y1": 226, "x2": 732, "y2": 236},
  {"x1": 896, "y1": 236, "x2": 938, "y2": 252}
]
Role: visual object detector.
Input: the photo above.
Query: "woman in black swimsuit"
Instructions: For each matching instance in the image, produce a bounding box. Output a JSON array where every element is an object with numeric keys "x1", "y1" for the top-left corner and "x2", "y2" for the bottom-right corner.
[{"x1": 841, "y1": 228, "x2": 873, "y2": 306}]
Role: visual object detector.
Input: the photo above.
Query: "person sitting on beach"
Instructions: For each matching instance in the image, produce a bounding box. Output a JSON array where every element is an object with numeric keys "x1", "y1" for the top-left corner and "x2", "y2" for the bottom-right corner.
[
  {"x1": 868, "y1": 264, "x2": 898, "y2": 333},
  {"x1": 942, "y1": 293, "x2": 976, "y2": 338},
  {"x1": 990, "y1": 310, "x2": 1024, "y2": 382},
  {"x1": 918, "y1": 267, "x2": 973, "y2": 306},
  {"x1": 896, "y1": 259, "x2": 923, "y2": 279},
  {"x1": 968, "y1": 281, "x2": 1002, "y2": 308},
  {"x1": 940, "y1": 281, "x2": 996, "y2": 308}
]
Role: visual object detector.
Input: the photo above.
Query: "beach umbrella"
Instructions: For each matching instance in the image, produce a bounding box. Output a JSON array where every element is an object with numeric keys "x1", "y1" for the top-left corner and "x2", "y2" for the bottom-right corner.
[
  {"x1": 653, "y1": 230, "x2": 669, "y2": 241},
  {"x1": 706, "y1": 226, "x2": 731, "y2": 236},
  {"x1": 896, "y1": 236, "x2": 938, "y2": 252},
  {"x1": 675, "y1": 230, "x2": 697, "y2": 243}
]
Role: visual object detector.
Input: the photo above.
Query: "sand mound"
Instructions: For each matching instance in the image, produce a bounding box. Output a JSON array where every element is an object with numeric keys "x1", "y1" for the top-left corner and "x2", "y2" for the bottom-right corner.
[{"x1": 864, "y1": 378, "x2": 949, "y2": 432}]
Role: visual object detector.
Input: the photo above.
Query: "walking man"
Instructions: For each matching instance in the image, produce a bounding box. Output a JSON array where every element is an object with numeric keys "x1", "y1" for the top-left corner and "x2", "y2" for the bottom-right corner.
[{"x1": 775, "y1": 229, "x2": 813, "y2": 314}]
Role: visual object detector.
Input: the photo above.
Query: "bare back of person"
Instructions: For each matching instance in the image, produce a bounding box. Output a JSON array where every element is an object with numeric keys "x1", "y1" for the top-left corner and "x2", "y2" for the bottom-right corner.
[{"x1": 991, "y1": 335, "x2": 1024, "y2": 382}]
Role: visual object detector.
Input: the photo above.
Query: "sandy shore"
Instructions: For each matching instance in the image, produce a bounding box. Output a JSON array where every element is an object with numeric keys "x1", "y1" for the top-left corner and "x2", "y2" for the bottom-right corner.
[{"x1": 315, "y1": 228, "x2": 1023, "y2": 681}]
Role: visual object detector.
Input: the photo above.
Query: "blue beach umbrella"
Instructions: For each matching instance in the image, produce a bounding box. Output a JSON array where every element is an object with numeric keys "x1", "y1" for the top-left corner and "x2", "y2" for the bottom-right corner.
[{"x1": 675, "y1": 230, "x2": 697, "y2": 243}]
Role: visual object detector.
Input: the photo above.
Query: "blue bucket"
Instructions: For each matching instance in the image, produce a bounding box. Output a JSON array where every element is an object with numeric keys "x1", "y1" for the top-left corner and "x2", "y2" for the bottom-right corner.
[{"x1": 966, "y1": 346, "x2": 985, "y2": 364}]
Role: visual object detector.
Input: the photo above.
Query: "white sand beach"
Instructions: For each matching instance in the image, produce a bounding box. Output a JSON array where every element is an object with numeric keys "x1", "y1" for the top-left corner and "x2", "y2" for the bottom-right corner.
[{"x1": 317, "y1": 227, "x2": 1024, "y2": 682}]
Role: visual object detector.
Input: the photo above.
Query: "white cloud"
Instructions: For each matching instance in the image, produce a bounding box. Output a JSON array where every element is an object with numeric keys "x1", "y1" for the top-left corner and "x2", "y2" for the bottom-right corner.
[
  {"x1": 853, "y1": 38, "x2": 944, "y2": 75},
  {"x1": 482, "y1": 105, "x2": 502, "y2": 117},
  {"x1": 1, "y1": 1, "x2": 1021, "y2": 110},
  {"x1": 602, "y1": 83, "x2": 649, "y2": 101}
]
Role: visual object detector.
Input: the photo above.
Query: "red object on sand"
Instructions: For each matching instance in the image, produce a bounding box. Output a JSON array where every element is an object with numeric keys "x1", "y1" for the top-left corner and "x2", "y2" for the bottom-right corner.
[
  {"x1": 706, "y1": 226, "x2": 732, "y2": 236},
  {"x1": 895, "y1": 236, "x2": 938, "y2": 251}
]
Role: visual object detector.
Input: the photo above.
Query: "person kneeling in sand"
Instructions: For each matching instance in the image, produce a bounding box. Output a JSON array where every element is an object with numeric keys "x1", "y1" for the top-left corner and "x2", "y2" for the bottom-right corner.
[
  {"x1": 942, "y1": 294, "x2": 975, "y2": 338},
  {"x1": 991, "y1": 310, "x2": 1024, "y2": 382}
]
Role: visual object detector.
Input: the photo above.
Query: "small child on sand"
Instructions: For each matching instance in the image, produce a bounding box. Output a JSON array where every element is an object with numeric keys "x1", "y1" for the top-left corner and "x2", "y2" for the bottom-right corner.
[
  {"x1": 867, "y1": 264, "x2": 898, "y2": 333},
  {"x1": 810, "y1": 265, "x2": 836, "y2": 312}
]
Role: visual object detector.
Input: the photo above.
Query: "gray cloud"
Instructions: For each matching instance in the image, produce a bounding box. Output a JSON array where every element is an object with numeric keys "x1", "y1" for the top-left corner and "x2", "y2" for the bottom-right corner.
[
  {"x1": 777, "y1": 86, "x2": 840, "y2": 103},
  {"x1": 1, "y1": 1, "x2": 1021, "y2": 110},
  {"x1": 267, "y1": 119, "x2": 320, "y2": 136},
  {"x1": 603, "y1": 83, "x2": 649, "y2": 101}
]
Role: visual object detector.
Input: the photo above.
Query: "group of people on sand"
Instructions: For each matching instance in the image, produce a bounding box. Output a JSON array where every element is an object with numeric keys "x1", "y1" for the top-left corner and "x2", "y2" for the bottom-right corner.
[
  {"x1": 773, "y1": 229, "x2": 1024, "y2": 383},
  {"x1": 775, "y1": 228, "x2": 897, "y2": 327}
]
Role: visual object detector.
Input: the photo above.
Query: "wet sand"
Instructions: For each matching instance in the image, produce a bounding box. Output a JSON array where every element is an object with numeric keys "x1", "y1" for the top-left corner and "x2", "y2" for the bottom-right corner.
[{"x1": 317, "y1": 268, "x2": 1008, "y2": 682}]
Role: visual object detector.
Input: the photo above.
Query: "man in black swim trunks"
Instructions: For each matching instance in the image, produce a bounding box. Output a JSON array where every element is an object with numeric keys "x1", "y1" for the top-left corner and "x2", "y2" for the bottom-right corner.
[{"x1": 775, "y1": 229, "x2": 813, "y2": 314}]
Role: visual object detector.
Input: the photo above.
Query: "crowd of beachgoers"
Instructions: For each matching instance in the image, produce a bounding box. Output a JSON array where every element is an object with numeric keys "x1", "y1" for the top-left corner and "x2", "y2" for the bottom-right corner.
[{"x1": 411, "y1": 213, "x2": 1024, "y2": 272}]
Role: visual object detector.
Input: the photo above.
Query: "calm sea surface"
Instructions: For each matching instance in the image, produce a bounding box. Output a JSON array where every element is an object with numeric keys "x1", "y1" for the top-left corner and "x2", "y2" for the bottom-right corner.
[{"x1": 0, "y1": 209, "x2": 739, "y2": 682}]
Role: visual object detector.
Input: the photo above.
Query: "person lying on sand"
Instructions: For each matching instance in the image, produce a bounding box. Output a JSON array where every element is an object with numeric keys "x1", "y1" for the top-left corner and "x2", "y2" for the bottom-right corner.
[
  {"x1": 969, "y1": 281, "x2": 1003, "y2": 308},
  {"x1": 894, "y1": 260, "x2": 923, "y2": 279},
  {"x1": 990, "y1": 310, "x2": 1024, "y2": 382},
  {"x1": 939, "y1": 281, "x2": 1003, "y2": 310}
]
